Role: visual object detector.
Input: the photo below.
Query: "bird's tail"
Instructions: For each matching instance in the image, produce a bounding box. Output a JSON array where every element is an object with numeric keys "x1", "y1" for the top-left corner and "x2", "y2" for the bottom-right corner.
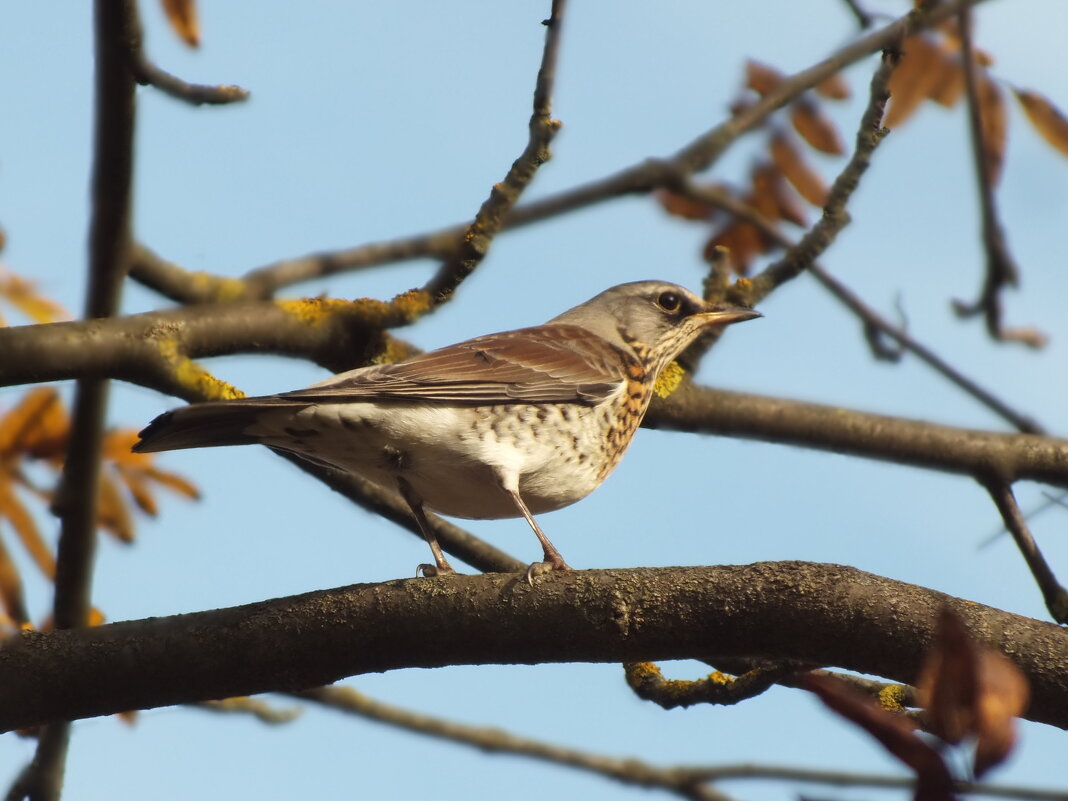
[{"x1": 133, "y1": 399, "x2": 297, "y2": 454}]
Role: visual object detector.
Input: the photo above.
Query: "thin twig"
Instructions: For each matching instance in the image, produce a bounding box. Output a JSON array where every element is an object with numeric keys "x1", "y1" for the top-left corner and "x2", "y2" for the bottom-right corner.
[
  {"x1": 126, "y1": 5, "x2": 249, "y2": 106},
  {"x1": 133, "y1": 0, "x2": 992, "y2": 302},
  {"x1": 951, "y1": 8, "x2": 1037, "y2": 347},
  {"x1": 749, "y1": 48, "x2": 895, "y2": 299},
  {"x1": 292, "y1": 686, "x2": 1065, "y2": 801},
  {"x1": 420, "y1": 0, "x2": 567, "y2": 305},
  {"x1": 981, "y1": 480, "x2": 1068, "y2": 623}
]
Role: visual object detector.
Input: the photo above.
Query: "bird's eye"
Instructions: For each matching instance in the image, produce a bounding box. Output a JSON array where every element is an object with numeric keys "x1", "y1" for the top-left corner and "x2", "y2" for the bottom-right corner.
[{"x1": 656, "y1": 291, "x2": 682, "y2": 312}]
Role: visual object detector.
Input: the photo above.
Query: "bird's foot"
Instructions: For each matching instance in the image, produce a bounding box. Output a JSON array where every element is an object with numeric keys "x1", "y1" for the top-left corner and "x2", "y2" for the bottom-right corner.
[
  {"x1": 524, "y1": 556, "x2": 571, "y2": 586},
  {"x1": 417, "y1": 562, "x2": 457, "y2": 578}
]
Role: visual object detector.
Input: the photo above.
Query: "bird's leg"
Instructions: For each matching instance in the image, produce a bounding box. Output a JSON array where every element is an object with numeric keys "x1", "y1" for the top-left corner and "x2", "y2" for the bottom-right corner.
[
  {"x1": 505, "y1": 488, "x2": 571, "y2": 585},
  {"x1": 396, "y1": 477, "x2": 456, "y2": 577}
]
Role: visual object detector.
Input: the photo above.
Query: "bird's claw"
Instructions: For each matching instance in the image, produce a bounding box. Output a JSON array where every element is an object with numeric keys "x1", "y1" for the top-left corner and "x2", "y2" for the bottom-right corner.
[
  {"x1": 417, "y1": 563, "x2": 456, "y2": 578},
  {"x1": 524, "y1": 557, "x2": 571, "y2": 586}
]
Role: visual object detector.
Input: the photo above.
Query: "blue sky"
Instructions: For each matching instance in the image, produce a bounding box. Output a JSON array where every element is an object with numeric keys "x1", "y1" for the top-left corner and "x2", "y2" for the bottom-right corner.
[{"x1": 2, "y1": 1, "x2": 1068, "y2": 799}]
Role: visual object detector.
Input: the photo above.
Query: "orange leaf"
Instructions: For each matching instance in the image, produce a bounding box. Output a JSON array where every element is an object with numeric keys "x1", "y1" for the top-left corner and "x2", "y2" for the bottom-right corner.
[
  {"x1": 0, "y1": 534, "x2": 29, "y2": 627},
  {"x1": 750, "y1": 162, "x2": 806, "y2": 227},
  {"x1": 655, "y1": 189, "x2": 718, "y2": 222},
  {"x1": 927, "y1": 54, "x2": 965, "y2": 108},
  {"x1": 978, "y1": 75, "x2": 1007, "y2": 185},
  {"x1": 0, "y1": 388, "x2": 69, "y2": 460},
  {"x1": 0, "y1": 482, "x2": 55, "y2": 579},
  {"x1": 745, "y1": 60, "x2": 786, "y2": 96},
  {"x1": 97, "y1": 472, "x2": 135, "y2": 543},
  {"x1": 103, "y1": 429, "x2": 153, "y2": 468},
  {"x1": 815, "y1": 72, "x2": 851, "y2": 101},
  {"x1": 0, "y1": 270, "x2": 69, "y2": 325},
  {"x1": 115, "y1": 465, "x2": 158, "y2": 518},
  {"x1": 790, "y1": 98, "x2": 844, "y2": 155},
  {"x1": 885, "y1": 35, "x2": 944, "y2": 128},
  {"x1": 770, "y1": 132, "x2": 829, "y2": 207},
  {"x1": 142, "y1": 466, "x2": 200, "y2": 501},
  {"x1": 1014, "y1": 88, "x2": 1068, "y2": 158},
  {"x1": 161, "y1": 0, "x2": 200, "y2": 47}
]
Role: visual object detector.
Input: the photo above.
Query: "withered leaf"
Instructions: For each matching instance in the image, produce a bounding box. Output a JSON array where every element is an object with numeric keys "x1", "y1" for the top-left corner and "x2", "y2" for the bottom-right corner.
[
  {"x1": 0, "y1": 388, "x2": 68, "y2": 461},
  {"x1": 97, "y1": 471, "x2": 135, "y2": 543},
  {"x1": 916, "y1": 607, "x2": 978, "y2": 745},
  {"x1": 745, "y1": 60, "x2": 786, "y2": 96},
  {"x1": 655, "y1": 189, "x2": 718, "y2": 222},
  {"x1": 978, "y1": 75, "x2": 1007, "y2": 185},
  {"x1": 0, "y1": 270, "x2": 68, "y2": 325},
  {"x1": 0, "y1": 534, "x2": 29, "y2": 627},
  {"x1": 770, "y1": 132, "x2": 829, "y2": 207},
  {"x1": 806, "y1": 673, "x2": 955, "y2": 801},
  {"x1": 705, "y1": 222, "x2": 765, "y2": 275},
  {"x1": 790, "y1": 98, "x2": 844, "y2": 155},
  {"x1": 0, "y1": 481, "x2": 55, "y2": 580},
  {"x1": 161, "y1": 0, "x2": 200, "y2": 47},
  {"x1": 1014, "y1": 88, "x2": 1068, "y2": 158},
  {"x1": 974, "y1": 648, "x2": 1029, "y2": 777},
  {"x1": 885, "y1": 35, "x2": 945, "y2": 128},
  {"x1": 815, "y1": 72, "x2": 851, "y2": 101}
]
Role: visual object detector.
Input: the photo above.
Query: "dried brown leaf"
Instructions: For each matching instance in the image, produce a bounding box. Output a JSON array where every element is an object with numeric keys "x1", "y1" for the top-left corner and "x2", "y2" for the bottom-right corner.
[
  {"x1": 754, "y1": 162, "x2": 807, "y2": 227},
  {"x1": 0, "y1": 270, "x2": 69, "y2": 325},
  {"x1": 161, "y1": 0, "x2": 200, "y2": 47},
  {"x1": 790, "y1": 98, "x2": 844, "y2": 155},
  {"x1": 0, "y1": 534, "x2": 29, "y2": 627},
  {"x1": 916, "y1": 608, "x2": 978, "y2": 744},
  {"x1": 745, "y1": 60, "x2": 786, "y2": 96},
  {"x1": 1014, "y1": 88, "x2": 1068, "y2": 158},
  {"x1": 97, "y1": 471, "x2": 135, "y2": 543},
  {"x1": 978, "y1": 75, "x2": 1007, "y2": 185},
  {"x1": 0, "y1": 482, "x2": 55, "y2": 579},
  {"x1": 928, "y1": 54, "x2": 965, "y2": 108},
  {"x1": 655, "y1": 189, "x2": 718, "y2": 222},
  {"x1": 806, "y1": 673, "x2": 954, "y2": 801},
  {"x1": 885, "y1": 35, "x2": 944, "y2": 128},
  {"x1": 770, "y1": 132, "x2": 829, "y2": 207},
  {"x1": 142, "y1": 466, "x2": 200, "y2": 500},
  {"x1": 0, "y1": 388, "x2": 68, "y2": 460},
  {"x1": 815, "y1": 72, "x2": 851, "y2": 101},
  {"x1": 705, "y1": 222, "x2": 765, "y2": 275},
  {"x1": 115, "y1": 465, "x2": 158, "y2": 518},
  {"x1": 974, "y1": 648, "x2": 1029, "y2": 777}
]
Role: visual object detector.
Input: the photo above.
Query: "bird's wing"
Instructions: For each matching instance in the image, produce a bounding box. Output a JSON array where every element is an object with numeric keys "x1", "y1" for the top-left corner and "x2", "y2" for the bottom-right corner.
[{"x1": 281, "y1": 324, "x2": 632, "y2": 405}]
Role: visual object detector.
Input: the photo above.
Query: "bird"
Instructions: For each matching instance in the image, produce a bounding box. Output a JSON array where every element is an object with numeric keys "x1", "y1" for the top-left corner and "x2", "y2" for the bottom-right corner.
[{"x1": 134, "y1": 280, "x2": 760, "y2": 581}]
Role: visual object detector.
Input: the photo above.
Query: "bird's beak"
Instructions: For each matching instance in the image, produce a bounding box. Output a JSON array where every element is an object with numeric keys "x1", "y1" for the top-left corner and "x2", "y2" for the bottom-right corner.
[{"x1": 696, "y1": 306, "x2": 762, "y2": 327}]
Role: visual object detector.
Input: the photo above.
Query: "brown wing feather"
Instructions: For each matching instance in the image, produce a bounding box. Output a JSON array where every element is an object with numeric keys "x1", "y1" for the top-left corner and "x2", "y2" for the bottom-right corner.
[{"x1": 281, "y1": 324, "x2": 632, "y2": 405}]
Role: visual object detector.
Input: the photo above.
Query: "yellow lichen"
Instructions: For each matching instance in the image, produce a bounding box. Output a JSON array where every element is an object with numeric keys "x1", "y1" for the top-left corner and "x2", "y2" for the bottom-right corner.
[
  {"x1": 275, "y1": 297, "x2": 367, "y2": 326},
  {"x1": 157, "y1": 340, "x2": 245, "y2": 400},
  {"x1": 877, "y1": 683, "x2": 909, "y2": 712},
  {"x1": 653, "y1": 360, "x2": 686, "y2": 398}
]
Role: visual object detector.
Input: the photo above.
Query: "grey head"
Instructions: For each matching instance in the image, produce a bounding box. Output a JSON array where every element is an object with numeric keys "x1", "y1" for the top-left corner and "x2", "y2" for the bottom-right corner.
[{"x1": 548, "y1": 280, "x2": 760, "y2": 372}]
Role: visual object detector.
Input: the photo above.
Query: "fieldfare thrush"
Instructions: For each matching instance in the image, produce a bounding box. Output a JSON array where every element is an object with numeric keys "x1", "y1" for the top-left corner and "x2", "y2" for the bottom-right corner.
[{"x1": 134, "y1": 281, "x2": 760, "y2": 579}]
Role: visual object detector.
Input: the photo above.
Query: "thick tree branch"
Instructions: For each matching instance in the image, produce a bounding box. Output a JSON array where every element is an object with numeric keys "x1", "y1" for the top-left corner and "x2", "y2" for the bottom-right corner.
[
  {"x1": 645, "y1": 385, "x2": 1068, "y2": 488},
  {"x1": 0, "y1": 563, "x2": 1065, "y2": 733}
]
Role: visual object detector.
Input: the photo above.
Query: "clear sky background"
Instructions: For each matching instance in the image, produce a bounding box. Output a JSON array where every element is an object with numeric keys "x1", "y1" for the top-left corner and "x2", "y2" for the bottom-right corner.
[{"x1": 2, "y1": 1, "x2": 1068, "y2": 799}]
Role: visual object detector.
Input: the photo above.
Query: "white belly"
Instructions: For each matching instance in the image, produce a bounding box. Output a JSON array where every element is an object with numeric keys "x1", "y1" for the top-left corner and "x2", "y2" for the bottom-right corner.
[{"x1": 247, "y1": 400, "x2": 619, "y2": 520}]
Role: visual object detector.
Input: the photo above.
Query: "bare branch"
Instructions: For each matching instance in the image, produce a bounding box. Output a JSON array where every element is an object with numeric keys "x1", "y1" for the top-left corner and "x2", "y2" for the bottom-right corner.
[
  {"x1": 982, "y1": 481, "x2": 1068, "y2": 623},
  {"x1": 126, "y1": 3, "x2": 249, "y2": 106},
  {"x1": 645, "y1": 385, "x2": 1068, "y2": 488},
  {"x1": 175, "y1": 0, "x2": 991, "y2": 299},
  {"x1": 420, "y1": 0, "x2": 567, "y2": 305}
]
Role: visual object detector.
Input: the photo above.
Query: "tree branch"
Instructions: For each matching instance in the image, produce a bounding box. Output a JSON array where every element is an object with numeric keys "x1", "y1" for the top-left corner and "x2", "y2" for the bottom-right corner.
[
  {"x1": 139, "y1": 0, "x2": 990, "y2": 301},
  {"x1": 645, "y1": 385, "x2": 1068, "y2": 487},
  {"x1": 1, "y1": 563, "x2": 1065, "y2": 733}
]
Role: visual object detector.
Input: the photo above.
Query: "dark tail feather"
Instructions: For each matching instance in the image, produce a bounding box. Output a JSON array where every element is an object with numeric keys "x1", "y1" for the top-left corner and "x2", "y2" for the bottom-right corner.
[{"x1": 133, "y1": 401, "x2": 284, "y2": 453}]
